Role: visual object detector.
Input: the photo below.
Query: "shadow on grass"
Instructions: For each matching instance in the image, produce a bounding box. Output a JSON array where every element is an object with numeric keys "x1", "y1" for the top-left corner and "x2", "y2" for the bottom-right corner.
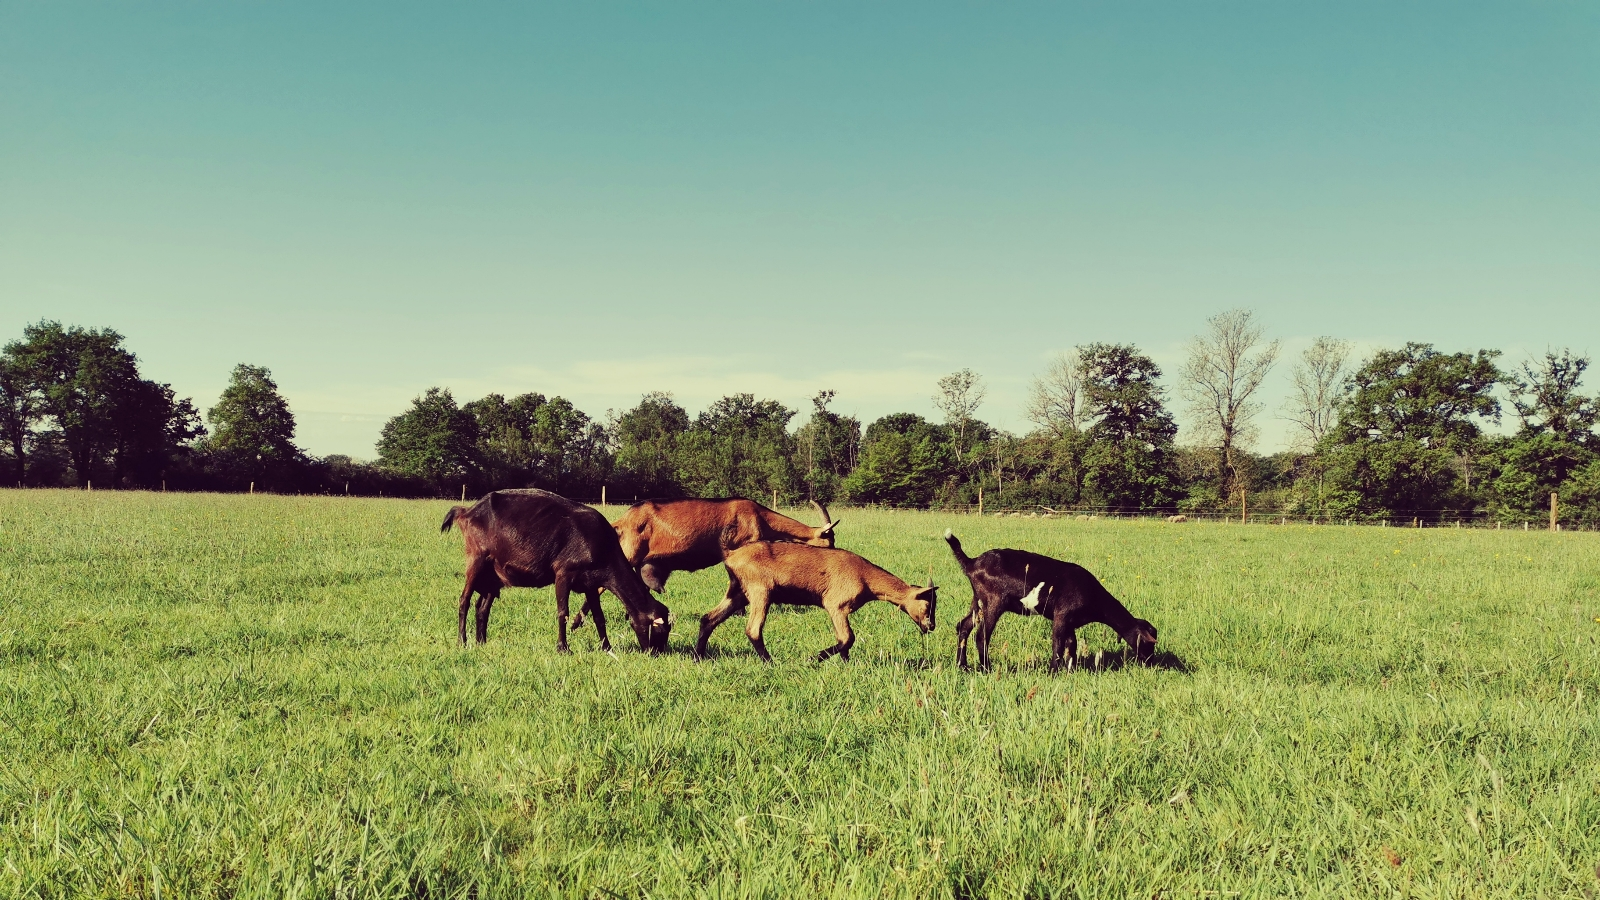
[{"x1": 999, "y1": 647, "x2": 1191, "y2": 675}]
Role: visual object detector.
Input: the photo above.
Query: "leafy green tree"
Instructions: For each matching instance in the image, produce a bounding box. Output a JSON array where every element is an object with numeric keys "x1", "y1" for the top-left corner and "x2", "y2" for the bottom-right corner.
[
  {"x1": 609, "y1": 392, "x2": 690, "y2": 497},
  {"x1": 1321, "y1": 343, "x2": 1501, "y2": 519},
  {"x1": 794, "y1": 390, "x2": 861, "y2": 504},
  {"x1": 675, "y1": 394, "x2": 798, "y2": 500},
  {"x1": 841, "y1": 413, "x2": 954, "y2": 507},
  {"x1": 463, "y1": 392, "x2": 608, "y2": 494},
  {"x1": 204, "y1": 364, "x2": 302, "y2": 487},
  {"x1": 1076, "y1": 343, "x2": 1180, "y2": 510},
  {"x1": 6, "y1": 321, "x2": 201, "y2": 487},
  {"x1": 1484, "y1": 350, "x2": 1598, "y2": 524},
  {"x1": 1562, "y1": 459, "x2": 1600, "y2": 529},
  {"x1": 376, "y1": 388, "x2": 480, "y2": 492}
]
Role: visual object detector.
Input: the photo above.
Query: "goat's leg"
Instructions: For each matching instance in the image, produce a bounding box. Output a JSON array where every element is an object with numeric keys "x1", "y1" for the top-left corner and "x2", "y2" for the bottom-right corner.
[
  {"x1": 458, "y1": 586, "x2": 474, "y2": 646},
  {"x1": 816, "y1": 605, "x2": 855, "y2": 663},
  {"x1": 975, "y1": 607, "x2": 1003, "y2": 672},
  {"x1": 554, "y1": 573, "x2": 572, "y2": 654},
  {"x1": 474, "y1": 592, "x2": 497, "y2": 644},
  {"x1": 1049, "y1": 620, "x2": 1074, "y2": 674},
  {"x1": 459, "y1": 556, "x2": 490, "y2": 645},
  {"x1": 582, "y1": 590, "x2": 611, "y2": 652},
  {"x1": 694, "y1": 583, "x2": 747, "y2": 659},
  {"x1": 954, "y1": 602, "x2": 980, "y2": 670},
  {"x1": 743, "y1": 588, "x2": 773, "y2": 663}
]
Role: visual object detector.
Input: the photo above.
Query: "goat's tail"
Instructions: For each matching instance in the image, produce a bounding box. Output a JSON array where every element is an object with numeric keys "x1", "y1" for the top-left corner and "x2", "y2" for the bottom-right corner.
[
  {"x1": 943, "y1": 529, "x2": 974, "y2": 572},
  {"x1": 441, "y1": 505, "x2": 469, "y2": 533}
]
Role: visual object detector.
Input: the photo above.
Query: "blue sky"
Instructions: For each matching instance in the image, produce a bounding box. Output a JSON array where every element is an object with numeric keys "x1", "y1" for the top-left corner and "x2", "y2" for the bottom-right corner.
[{"x1": 2, "y1": 2, "x2": 1596, "y2": 456}]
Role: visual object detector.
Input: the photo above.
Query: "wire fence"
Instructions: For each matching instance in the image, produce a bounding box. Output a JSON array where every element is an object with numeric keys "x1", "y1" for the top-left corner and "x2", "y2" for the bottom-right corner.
[{"x1": 14, "y1": 483, "x2": 1587, "y2": 531}]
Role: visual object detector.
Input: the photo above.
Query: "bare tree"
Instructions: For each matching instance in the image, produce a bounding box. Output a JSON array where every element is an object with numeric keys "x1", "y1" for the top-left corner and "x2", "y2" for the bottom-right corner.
[
  {"x1": 1281, "y1": 336, "x2": 1351, "y2": 449},
  {"x1": 1025, "y1": 350, "x2": 1082, "y2": 437},
  {"x1": 934, "y1": 368, "x2": 986, "y2": 461},
  {"x1": 1179, "y1": 309, "x2": 1280, "y2": 498}
]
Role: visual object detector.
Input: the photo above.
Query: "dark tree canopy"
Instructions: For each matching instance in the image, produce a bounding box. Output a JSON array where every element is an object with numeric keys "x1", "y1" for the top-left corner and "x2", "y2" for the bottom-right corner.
[{"x1": 2, "y1": 321, "x2": 201, "y2": 487}]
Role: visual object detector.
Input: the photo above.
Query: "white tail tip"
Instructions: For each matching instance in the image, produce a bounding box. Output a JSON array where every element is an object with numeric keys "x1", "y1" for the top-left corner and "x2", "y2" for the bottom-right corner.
[{"x1": 944, "y1": 529, "x2": 954, "y2": 539}]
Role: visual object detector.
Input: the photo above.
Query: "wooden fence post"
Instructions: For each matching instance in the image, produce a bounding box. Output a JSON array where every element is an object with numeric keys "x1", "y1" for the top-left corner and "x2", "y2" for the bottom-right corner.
[
  {"x1": 1240, "y1": 489, "x2": 1246, "y2": 524},
  {"x1": 601, "y1": 485, "x2": 606, "y2": 506},
  {"x1": 1551, "y1": 492, "x2": 1559, "y2": 532},
  {"x1": 462, "y1": 484, "x2": 467, "y2": 502},
  {"x1": 978, "y1": 487, "x2": 984, "y2": 517},
  {"x1": 249, "y1": 482, "x2": 254, "y2": 495}
]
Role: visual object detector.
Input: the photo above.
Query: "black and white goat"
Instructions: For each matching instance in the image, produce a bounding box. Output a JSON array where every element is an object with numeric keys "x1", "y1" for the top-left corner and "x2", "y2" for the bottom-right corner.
[{"x1": 944, "y1": 530, "x2": 1157, "y2": 672}]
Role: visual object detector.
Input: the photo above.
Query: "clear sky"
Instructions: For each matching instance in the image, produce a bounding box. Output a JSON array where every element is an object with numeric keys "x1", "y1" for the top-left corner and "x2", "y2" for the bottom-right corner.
[{"x1": 3, "y1": 2, "x2": 1596, "y2": 457}]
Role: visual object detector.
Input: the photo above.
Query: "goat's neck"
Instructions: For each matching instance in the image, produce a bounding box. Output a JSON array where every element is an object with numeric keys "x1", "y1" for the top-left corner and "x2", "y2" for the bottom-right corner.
[
  {"x1": 759, "y1": 511, "x2": 812, "y2": 541},
  {"x1": 862, "y1": 566, "x2": 914, "y2": 608},
  {"x1": 1091, "y1": 592, "x2": 1138, "y2": 635}
]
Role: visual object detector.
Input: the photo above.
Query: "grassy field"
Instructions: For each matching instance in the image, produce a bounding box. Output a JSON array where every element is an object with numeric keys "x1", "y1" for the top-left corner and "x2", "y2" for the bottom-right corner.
[{"x1": 1, "y1": 490, "x2": 1598, "y2": 899}]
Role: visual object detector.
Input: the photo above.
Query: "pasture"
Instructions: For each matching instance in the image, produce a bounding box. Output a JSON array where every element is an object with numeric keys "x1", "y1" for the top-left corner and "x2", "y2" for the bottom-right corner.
[{"x1": 1, "y1": 490, "x2": 1598, "y2": 899}]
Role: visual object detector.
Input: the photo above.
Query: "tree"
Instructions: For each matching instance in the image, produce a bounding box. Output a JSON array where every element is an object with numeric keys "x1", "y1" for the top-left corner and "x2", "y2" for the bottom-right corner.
[
  {"x1": 376, "y1": 388, "x2": 480, "y2": 491},
  {"x1": 463, "y1": 392, "x2": 609, "y2": 494},
  {"x1": 1025, "y1": 351, "x2": 1082, "y2": 438},
  {"x1": 1282, "y1": 336, "x2": 1352, "y2": 448},
  {"x1": 205, "y1": 364, "x2": 301, "y2": 487},
  {"x1": 674, "y1": 394, "x2": 798, "y2": 500},
  {"x1": 0, "y1": 350, "x2": 40, "y2": 484},
  {"x1": 110, "y1": 377, "x2": 203, "y2": 487},
  {"x1": 1179, "y1": 309, "x2": 1280, "y2": 500},
  {"x1": 841, "y1": 413, "x2": 954, "y2": 507},
  {"x1": 6, "y1": 321, "x2": 201, "y2": 487},
  {"x1": 933, "y1": 369, "x2": 986, "y2": 466},
  {"x1": 794, "y1": 390, "x2": 861, "y2": 504},
  {"x1": 1322, "y1": 343, "x2": 1502, "y2": 519},
  {"x1": 1508, "y1": 350, "x2": 1598, "y2": 444},
  {"x1": 609, "y1": 391, "x2": 691, "y2": 497},
  {"x1": 1076, "y1": 343, "x2": 1180, "y2": 510},
  {"x1": 1484, "y1": 350, "x2": 1599, "y2": 524}
]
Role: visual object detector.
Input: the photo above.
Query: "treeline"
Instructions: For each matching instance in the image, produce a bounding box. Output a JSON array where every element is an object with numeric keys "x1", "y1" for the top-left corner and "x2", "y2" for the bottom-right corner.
[{"x1": 4, "y1": 314, "x2": 1599, "y2": 526}]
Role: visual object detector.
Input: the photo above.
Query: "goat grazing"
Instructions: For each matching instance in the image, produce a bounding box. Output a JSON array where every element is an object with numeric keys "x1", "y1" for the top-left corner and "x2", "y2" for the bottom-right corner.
[
  {"x1": 944, "y1": 530, "x2": 1156, "y2": 672},
  {"x1": 612, "y1": 498, "x2": 838, "y2": 592},
  {"x1": 694, "y1": 542, "x2": 935, "y2": 662},
  {"x1": 441, "y1": 489, "x2": 673, "y2": 654}
]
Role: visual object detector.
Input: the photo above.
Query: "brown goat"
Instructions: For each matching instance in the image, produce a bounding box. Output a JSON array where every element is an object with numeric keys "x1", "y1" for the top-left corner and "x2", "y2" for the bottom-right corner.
[
  {"x1": 612, "y1": 498, "x2": 838, "y2": 592},
  {"x1": 695, "y1": 542, "x2": 935, "y2": 662}
]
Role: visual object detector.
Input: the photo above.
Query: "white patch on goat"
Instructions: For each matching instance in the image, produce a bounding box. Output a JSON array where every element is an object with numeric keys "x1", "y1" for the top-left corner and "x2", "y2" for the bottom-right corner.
[{"x1": 1019, "y1": 582, "x2": 1045, "y2": 615}]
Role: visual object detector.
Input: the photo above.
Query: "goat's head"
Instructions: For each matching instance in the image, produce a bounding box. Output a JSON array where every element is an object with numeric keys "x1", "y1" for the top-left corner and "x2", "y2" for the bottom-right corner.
[
  {"x1": 1125, "y1": 618, "x2": 1158, "y2": 662},
  {"x1": 902, "y1": 581, "x2": 937, "y2": 634},
  {"x1": 627, "y1": 601, "x2": 675, "y2": 655}
]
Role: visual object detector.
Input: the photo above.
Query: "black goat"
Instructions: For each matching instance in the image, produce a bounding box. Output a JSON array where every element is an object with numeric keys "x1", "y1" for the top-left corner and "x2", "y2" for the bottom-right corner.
[
  {"x1": 442, "y1": 489, "x2": 673, "y2": 653},
  {"x1": 944, "y1": 530, "x2": 1157, "y2": 672}
]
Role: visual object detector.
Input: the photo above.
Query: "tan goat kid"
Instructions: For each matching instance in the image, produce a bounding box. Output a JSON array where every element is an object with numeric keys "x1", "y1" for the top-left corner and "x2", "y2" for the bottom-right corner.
[{"x1": 695, "y1": 542, "x2": 936, "y2": 662}]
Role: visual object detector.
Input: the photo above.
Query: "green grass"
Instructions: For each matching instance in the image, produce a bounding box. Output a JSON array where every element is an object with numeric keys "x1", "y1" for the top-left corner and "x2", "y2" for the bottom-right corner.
[{"x1": 2, "y1": 490, "x2": 1599, "y2": 899}]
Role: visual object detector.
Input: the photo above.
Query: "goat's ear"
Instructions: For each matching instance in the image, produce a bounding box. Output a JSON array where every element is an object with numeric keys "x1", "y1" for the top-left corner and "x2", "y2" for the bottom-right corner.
[{"x1": 915, "y1": 585, "x2": 937, "y2": 601}]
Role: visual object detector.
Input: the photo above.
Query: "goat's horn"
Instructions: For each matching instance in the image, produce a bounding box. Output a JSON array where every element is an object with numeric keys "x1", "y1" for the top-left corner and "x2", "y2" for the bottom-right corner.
[{"x1": 810, "y1": 499, "x2": 832, "y2": 525}]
